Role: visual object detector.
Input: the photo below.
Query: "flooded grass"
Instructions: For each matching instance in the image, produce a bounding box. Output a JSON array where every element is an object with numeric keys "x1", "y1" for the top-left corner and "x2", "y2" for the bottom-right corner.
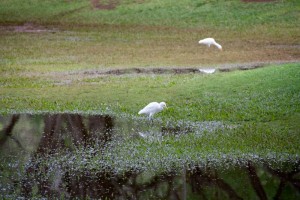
[{"x1": 0, "y1": 113, "x2": 299, "y2": 199}]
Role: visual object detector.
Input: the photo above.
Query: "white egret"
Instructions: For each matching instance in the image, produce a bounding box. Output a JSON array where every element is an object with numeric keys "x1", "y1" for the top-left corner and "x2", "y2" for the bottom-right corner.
[
  {"x1": 138, "y1": 102, "x2": 167, "y2": 120},
  {"x1": 198, "y1": 38, "x2": 222, "y2": 50}
]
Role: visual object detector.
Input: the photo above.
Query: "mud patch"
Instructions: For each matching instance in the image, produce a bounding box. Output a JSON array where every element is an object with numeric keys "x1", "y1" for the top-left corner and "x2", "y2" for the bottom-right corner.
[
  {"x1": 91, "y1": 0, "x2": 145, "y2": 10},
  {"x1": 77, "y1": 60, "x2": 299, "y2": 76},
  {"x1": 0, "y1": 23, "x2": 59, "y2": 33},
  {"x1": 104, "y1": 67, "x2": 200, "y2": 75},
  {"x1": 91, "y1": 0, "x2": 119, "y2": 10},
  {"x1": 242, "y1": 0, "x2": 276, "y2": 2},
  {"x1": 268, "y1": 44, "x2": 300, "y2": 49},
  {"x1": 20, "y1": 60, "x2": 299, "y2": 86},
  {"x1": 82, "y1": 66, "x2": 224, "y2": 76}
]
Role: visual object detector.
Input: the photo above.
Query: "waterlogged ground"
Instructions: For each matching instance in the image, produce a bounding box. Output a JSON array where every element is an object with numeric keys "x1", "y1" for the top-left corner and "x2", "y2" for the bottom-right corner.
[{"x1": 0, "y1": 114, "x2": 299, "y2": 199}]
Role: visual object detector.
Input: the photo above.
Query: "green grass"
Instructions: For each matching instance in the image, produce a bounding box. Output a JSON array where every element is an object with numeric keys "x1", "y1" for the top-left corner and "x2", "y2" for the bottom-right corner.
[
  {"x1": 1, "y1": 26, "x2": 297, "y2": 72},
  {"x1": 0, "y1": 0, "x2": 299, "y2": 30},
  {"x1": 0, "y1": 1, "x2": 299, "y2": 71},
  {"x1": 1, "y1": 63, "x2": 299, "y2": 122}
]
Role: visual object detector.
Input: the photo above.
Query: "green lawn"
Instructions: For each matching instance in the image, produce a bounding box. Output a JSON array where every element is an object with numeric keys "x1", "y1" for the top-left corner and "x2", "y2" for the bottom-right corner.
[
  {"x1": 1, "y1": 0, "x2": 299, "y2": 29},
  {"x1": 1, "y1": 63, "x2": 299, "y2": 123},
  {"x1": 0, "y1": 0, "x2": 299, "y2": 69}
]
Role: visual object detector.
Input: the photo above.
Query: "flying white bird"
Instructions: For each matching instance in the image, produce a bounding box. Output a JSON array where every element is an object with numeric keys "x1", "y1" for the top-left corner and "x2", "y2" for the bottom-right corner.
[
  {"x1": 198, "y1": 38, "x2": 222, "y2": 50},
  {"x1": 138, "y1": 102, "x2": 167, "y2": 120}
]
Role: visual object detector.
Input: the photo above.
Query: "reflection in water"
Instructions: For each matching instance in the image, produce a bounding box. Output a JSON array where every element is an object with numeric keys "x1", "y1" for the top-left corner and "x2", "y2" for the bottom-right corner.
[{"x1": 0, "y1": 114, "x2": 299, "y2": 199}]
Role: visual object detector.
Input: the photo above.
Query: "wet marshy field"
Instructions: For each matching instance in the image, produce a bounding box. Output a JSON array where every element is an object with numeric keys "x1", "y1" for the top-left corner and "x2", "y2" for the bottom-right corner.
[
  {"x1": 0, "y1": 113, "x2": 299, "y2": 199},
  {"x1": 1, "y1": 1, "x2": 300, "y2": 199}
]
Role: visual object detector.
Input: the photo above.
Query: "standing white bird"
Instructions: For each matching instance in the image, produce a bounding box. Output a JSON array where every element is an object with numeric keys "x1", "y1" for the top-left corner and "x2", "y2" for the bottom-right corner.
[
  {"x1": 198, "y1": 38, "x2": 222, "y2": 50},
  {"x1": 138, "y1": 102, "x2": 167, "y2": 120}
]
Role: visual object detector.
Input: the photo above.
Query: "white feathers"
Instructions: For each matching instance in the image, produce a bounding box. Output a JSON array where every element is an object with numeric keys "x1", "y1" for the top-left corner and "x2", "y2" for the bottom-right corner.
[
  {"x1": 199, "y1": 68, "x2": 216, "y2": 74},
  {"x1": 137, "y1": 38, "x2": 223, "y2": 121},
  {"x1": 198, "y1": 38, "x2": 222, "y2": 50},
  {"x1": 138, "y1": 102, "x2": 167, "y2": 119}
]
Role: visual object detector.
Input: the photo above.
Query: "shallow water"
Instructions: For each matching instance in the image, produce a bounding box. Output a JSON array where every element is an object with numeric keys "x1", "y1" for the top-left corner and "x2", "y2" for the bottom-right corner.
[{"x1": 0, "y1": 114, "x2": 299, "y2": 199}]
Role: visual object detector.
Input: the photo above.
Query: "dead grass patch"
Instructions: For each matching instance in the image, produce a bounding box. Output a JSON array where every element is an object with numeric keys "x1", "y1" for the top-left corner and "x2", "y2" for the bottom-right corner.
[
  {"x1": 91, "y1": 0, "x2": 119, "y2": 10},
  {"x1": 242, "y1": 0, "x2": 276, "y2": 2},
  {"x1": 0, "y1": 23, "x2": 59, "y2": 33}
]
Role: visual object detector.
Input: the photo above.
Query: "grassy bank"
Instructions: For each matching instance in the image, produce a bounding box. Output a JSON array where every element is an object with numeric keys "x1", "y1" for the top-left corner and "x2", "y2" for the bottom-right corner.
[
  {"x1": 1, "y1": 1, "x2": 299, "y2": 69},
  {"x1": 1, "y1": 63, "x2": 299, "y2": 123},
  {"x1": 0, "y1": 0, "x2": 299, "y2": 29},
  {"x1": 0, "y1": 25, "x2": 299, "y2": 71}
]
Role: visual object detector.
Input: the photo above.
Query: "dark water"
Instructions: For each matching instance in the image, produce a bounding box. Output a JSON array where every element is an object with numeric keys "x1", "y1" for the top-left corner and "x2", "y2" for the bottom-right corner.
[{"x1": 0, "y1": 114, "x2": 299, "y2": 199}]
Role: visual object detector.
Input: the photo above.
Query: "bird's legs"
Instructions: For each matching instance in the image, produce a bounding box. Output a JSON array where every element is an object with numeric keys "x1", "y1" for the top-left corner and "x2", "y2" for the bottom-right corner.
[{"x1": 148, "y1": 114, "x2": 154, "y2": 124}]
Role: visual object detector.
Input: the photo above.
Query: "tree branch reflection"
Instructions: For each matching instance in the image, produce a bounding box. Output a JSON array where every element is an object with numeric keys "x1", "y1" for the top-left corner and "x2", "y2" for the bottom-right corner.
[
  {"x1": 0, "y1": 113, "x2": 299, "y2": 199},
  {"x1": 0, "y1": 114, "x2": 23, "y2": 149}
]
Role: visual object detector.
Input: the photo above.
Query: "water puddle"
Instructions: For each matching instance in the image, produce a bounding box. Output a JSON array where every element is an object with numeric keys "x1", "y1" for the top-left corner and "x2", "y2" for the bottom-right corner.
[
  {"x1": 60, "y1": 61, "x2": 299, "y2": 77},
  {"x1": 0, "y1": 114, "x2": 299, "y2": 199}
]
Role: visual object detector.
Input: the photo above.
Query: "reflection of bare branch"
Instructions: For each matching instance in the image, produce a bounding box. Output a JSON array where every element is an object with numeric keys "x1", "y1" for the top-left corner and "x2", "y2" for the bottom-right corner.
[
  {"x1": 214, "y1": 175, "x2": 243, "y2": 200},
  {"x1": 182, "y1": 167, "x2": 187, "y2": 200},
  {"x1": 246, "y1": 161, "x2": 267, "y2": 200},
  {"x1": 88, "y1": 115, "x2": 113, "y2": 145},
  {"x1": 274, "y1": 179, "x2": 287, "y2": 200},
  {"x1": 265, "y1": 162, "x2": 300, "y2": 199},
  {"x1": 21, "y1": 115, "x2": 63, "y2": 195},
  {"x1": 0, "y1": 114, "x2": 24, "y2": 149},
  {"x1": 62, "y1": 170, "x2": 135, "y2": 199},
  {"x1": 189, "y1": 167, "x2": 242, "y2": 200},
  {"x1": 137, "y1": 172, "x2": 175, "y2": 191},
  {"x1": 190, "y1": 169, "x2": 207, "y2": 199},
  {"x1": 291, "y1": 179, "x2": 300, "y2": 191},
  {"x1": 1, "y1": 114, "x2": 20, "y2": 135},
  {"x1": 36, "y1": 114, "x2": 63, "y2": 155},
  {"x1": 20, "y1": 114, "x2": 117, "y2": 198},
  {"x1": 67, "y1": 114, "x2": 88, "y2": 146},
  {"x1": 130, "y1": 172, "x2": 179, "y2": 199},
  {"x1": 9, "y1": 135, "x2": 25, "y2": 150}
]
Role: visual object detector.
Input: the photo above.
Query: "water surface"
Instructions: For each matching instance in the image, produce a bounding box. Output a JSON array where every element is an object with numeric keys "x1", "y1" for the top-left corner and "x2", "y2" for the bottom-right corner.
[{"x1": 0, "y1": 114, "x2": 299, "y2": 199}]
